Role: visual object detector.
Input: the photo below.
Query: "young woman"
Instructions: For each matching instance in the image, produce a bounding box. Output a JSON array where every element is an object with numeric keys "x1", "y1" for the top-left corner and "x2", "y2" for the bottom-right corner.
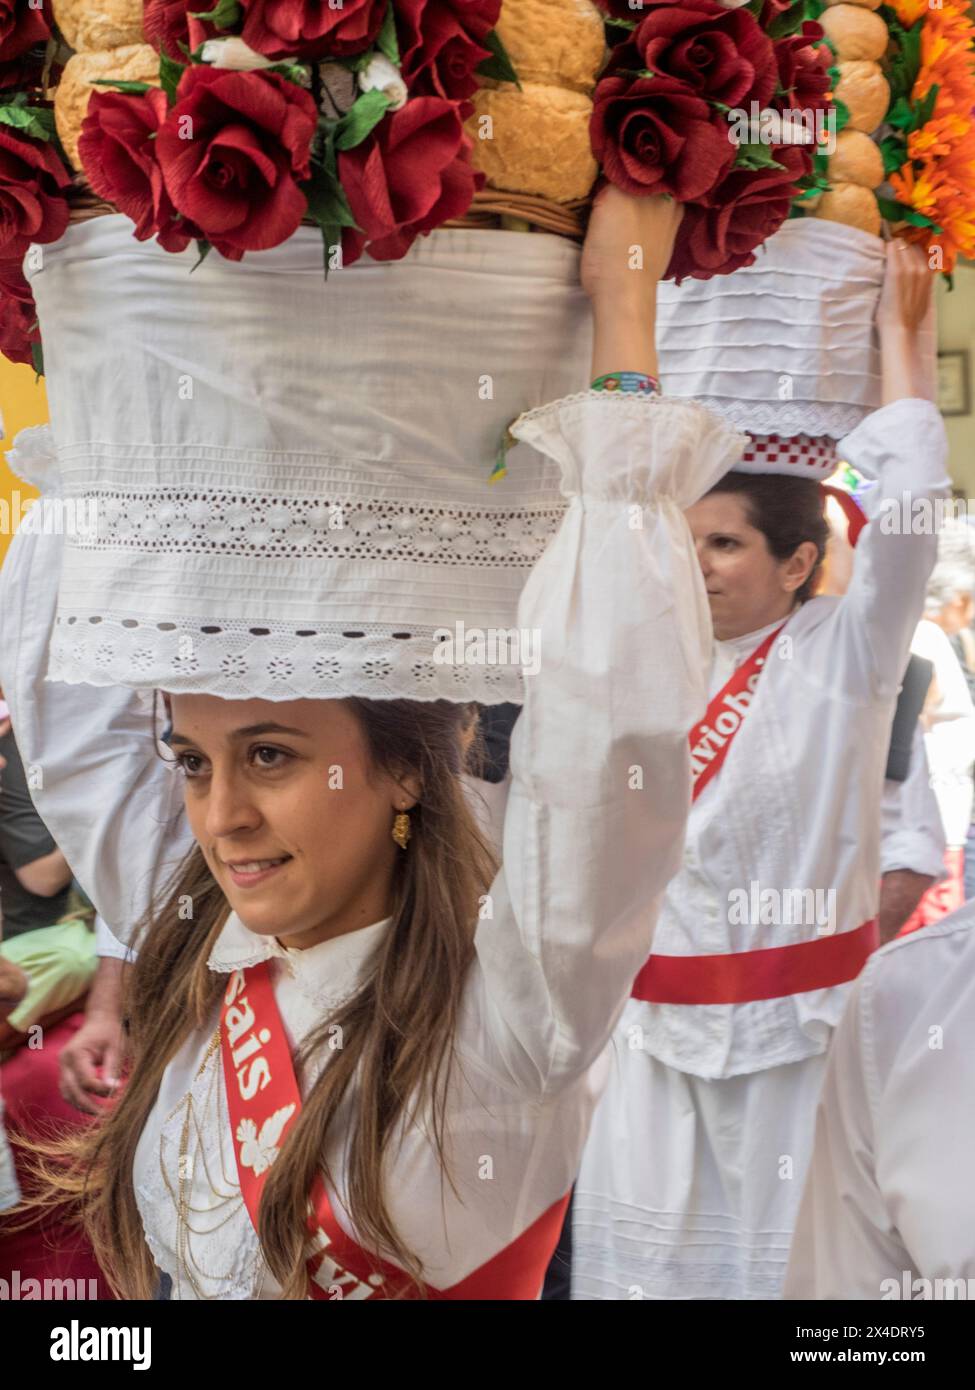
[
  {"x1": 0, "y1": 189, "x2": 747, "y2": 1299},
  {"x1": 571, "y1": 241, "x2": 952, "y2": 1301}
]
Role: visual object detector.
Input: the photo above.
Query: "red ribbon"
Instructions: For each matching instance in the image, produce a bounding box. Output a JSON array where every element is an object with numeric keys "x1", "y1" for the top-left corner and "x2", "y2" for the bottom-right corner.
[
  {"x1": 688, "y1": 624, "x2": 784, "y2": 803},
  {"x1": 221, "y1": 960, "x2": 569, "y2": 1299},
  {"x1": 822, "y1": 484, "x2": 867, "y2": 547}
]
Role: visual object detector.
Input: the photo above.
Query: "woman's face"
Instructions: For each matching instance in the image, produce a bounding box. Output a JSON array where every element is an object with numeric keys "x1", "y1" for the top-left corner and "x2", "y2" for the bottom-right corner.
[
  {"x1": 167, "y1": 696, "x2": 416, "y2": 949},
  {"x1": 684, "y1": 492, "x2": 817, "y2": 641}
]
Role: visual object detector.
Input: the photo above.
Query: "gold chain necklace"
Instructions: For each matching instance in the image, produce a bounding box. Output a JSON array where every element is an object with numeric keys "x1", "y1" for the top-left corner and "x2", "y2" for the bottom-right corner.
[{"x1": 157, "y1": 1025, "x2": 267, "y2": 1300}]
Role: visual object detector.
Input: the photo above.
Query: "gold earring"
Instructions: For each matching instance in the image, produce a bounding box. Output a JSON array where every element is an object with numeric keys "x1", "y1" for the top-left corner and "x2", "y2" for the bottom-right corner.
[{"x1": 391, "y1": 810, "x2": 411, "y2": 849}]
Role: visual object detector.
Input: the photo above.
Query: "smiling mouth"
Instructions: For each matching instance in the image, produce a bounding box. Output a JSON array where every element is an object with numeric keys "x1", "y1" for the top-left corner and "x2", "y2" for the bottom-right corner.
[{"x1": 220, "y1": 855, "x2": 292, "y2": 886}]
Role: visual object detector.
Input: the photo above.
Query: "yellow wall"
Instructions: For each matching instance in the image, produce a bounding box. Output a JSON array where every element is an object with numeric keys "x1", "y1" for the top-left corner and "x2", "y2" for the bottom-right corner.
[{"x1": 0, "y1": 358, "x2": 48, "y2": 566}]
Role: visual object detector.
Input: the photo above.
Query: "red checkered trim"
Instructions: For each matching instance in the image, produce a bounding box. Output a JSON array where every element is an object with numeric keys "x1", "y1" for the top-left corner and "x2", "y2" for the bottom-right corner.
[{"x1": 740, "y1": 434, "x2": 838, "y2": 471}]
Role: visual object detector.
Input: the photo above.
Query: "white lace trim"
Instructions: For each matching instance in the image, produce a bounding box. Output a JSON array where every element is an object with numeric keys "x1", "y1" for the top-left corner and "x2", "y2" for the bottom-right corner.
[
  {"x1": 77, "y1": 490, "x2": 565, "y2": 567},
  {"x1": 668, "y1": 397, "x2": 871, "y2": 439},
  {"x1": 49, "y1": 615, "x2": 527, "y2": 703}
]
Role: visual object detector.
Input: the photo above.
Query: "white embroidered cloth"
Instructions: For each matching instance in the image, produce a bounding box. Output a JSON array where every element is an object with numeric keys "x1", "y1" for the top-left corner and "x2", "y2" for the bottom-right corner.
[
  {"x1": 25, "y1": 219, "x2": 595, "y2": 703},
  {"x1": 656, "y1": 220, "x2": 900, "y2": 443}
]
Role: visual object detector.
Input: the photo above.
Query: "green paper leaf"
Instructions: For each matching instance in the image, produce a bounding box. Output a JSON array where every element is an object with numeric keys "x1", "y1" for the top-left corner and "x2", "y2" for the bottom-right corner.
[
  {"x1": 377, "y1": 3, "x2": 400, "y2": 65},
  {"x1": 0, "y1": 102, "x2": 57, "y2": 141},
  {"x1": 91, "y1": 78, "x2": 154, "y2": 95},
  {"x1": 476, "y1": 29, "x2": 520, "y2": 89},
  {"x1": 191, "y1": 239, "x2": 212, "y2": 271},
  {"x1": 334, "y1": 88, "x2": 391, "y2": 150},
  {"x1": 304, "y1": 158, "x2": 359, "y2": 230},
  {"x1": 159, "y1": 52, "x2": 186, "y2": 105},
  {"x1": 265, "y1": 62, "x2": 313, "y2": 87},
  {"x1": 734, "y1": 142, "x2": 786, "y2": 173},
  {"x1": 31, "y1": 335, "x2": 44, "y2": 379},
  {"x1": 188, "y1": 0, "x2": 242, "y2": 29},
  {"x1": 875, "y1": 196, "x2": 943, "y2": 234},
  {"x1": 879, "y1": 133, "x2": 908, "y2": 177},
  {"x1": 832, "y1": 96, "x2": 850, "y2": 135}
]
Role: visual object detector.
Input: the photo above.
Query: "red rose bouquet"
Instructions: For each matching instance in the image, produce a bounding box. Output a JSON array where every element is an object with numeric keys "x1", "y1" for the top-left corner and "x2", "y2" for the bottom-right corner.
[{"x1": 591, "y1": 0, "x2": 834, "y2": 281}]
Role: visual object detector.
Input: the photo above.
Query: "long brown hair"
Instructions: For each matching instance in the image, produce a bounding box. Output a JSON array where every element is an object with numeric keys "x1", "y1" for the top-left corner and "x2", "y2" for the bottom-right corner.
[{"x1": 23, "y1": 698, "x2": 497, "y2": 1298}]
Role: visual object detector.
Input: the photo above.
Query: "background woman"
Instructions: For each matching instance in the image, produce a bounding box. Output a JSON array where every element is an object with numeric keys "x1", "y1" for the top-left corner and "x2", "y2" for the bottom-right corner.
[{"x1": 572, "y1": 242, "x2": 952, "y2": 1301}]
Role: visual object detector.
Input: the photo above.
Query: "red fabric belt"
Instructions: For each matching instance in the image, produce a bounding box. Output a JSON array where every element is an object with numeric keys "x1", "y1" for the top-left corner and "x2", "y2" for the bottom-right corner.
[{"x1": 631, "y1": 918, "x2": 879, "y2": 1006}]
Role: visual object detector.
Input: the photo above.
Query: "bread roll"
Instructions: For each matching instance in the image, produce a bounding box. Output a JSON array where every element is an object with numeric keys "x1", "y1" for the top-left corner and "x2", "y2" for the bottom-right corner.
[
  {"x1": 52, "y1": 0, "x2": 144, "y2": 53},
  {"x1": 468, "y1": 84, "x2": 597, "y2": 202},
  {"x1": 824, "y1": 0, "x2": 882, "y2": 9},
  {"x1": 493, "y1": 0, "x2": 606, "y2": 94},
  {"x1": 827, "y1": 128, "x2": 884, "y2": 188},
  {"x1": 55, "y1": 45, "x2": 160, "y2": 172},
  {"x1": 834, "y1": 61, "x2": 890, "y2": 134},
  {"x1": 820, "y1": 5, "x2": 889, "y2": 63},
  {"x1": 814, "y1": 182, "x2": 882, "y2": 237}
]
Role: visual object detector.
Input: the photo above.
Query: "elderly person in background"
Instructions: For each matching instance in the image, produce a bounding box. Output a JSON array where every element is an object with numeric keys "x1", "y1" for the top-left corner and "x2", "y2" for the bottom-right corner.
[{"x1": 903, "y1": 545, "x2": 975, "y2": 928}]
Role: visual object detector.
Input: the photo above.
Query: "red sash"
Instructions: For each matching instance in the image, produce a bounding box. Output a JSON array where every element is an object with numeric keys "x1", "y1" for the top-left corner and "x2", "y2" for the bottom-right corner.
[
  {"x1": 688, "y1": 624, "x2": 784, "y2": 802},
  {"x1": 631, "y1": 917, "x2": 879, "y2": 1005},
  {"x1": 220, "y1": 962, "x2": 569, "y2": 1300},
  {"x1": 634, "y1": 621, "x2": 878, "y2": 1005}
]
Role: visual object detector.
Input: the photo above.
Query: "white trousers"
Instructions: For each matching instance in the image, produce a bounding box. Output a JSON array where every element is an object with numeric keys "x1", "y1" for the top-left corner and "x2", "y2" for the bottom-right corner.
[{"x1": 572, "y1": 1047, "x2": 829, "y2": 1300}]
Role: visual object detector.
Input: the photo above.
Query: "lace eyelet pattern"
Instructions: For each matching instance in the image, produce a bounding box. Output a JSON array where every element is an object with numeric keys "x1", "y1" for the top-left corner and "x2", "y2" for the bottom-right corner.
[
  {"x1": 49, "y1": 617, "x2": 529, "y2": 704},
  {"x1": 78, "y1": 490, "x2": 565, "y2": 568}
]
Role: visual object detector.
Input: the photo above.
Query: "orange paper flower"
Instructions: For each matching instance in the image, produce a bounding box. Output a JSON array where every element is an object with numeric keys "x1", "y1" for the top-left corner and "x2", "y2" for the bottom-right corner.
[{"x1": 888, "y1": 0, "x2": 975, "y2": 273}]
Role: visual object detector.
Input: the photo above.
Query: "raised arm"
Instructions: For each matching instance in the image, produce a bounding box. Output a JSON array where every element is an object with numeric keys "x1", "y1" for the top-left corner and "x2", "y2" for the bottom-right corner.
[
  {"x1": 831, "y1": 244, "x2": 951, "y2": 697},
  {"x1": 0, "y1": 491, "x2": 193, "y2": 948},
  {"x1": 462, "y1": 189, "x2": 747, "y2": 1095}
]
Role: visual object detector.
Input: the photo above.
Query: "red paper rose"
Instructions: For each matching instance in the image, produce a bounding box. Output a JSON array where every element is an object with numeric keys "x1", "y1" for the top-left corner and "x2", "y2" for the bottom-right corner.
[
  {"x1": 667, "y1": 143, "x2": 807, "y2": 282},
  {"x1": 0, "y1": 0, "x2": 51, "y2": 62},
  {"x1": 591, "y1": 73, "x2": 736, "y2": 202},
  {"x1": 338, "y1": 96, "x2": 482, "y2": 263},
  {"x1": 0, "y1": 259, "x2": 38, "y2": 366},
  {"x1": 240, "y1": 0, "x2": 387, "y2": 60},
  {"x1": 774, "y1": 22, "x2": 831, "y2": 114},
  {"x1": 0, "y1": 127, "x2": 71, "y2": 263},
  {"x1": 78, "y1": 89, "x2": 202, "y2": 253},
  {"x1": 608, "y1": 0, "x2": 779, "y2": 110},
  {"x1": 397, "y1": 0, "x2": 500, "y2": 101},
  {"x1": 154, "y1": 66, "x2": 317, "y2": 260},
  {"x1": 143, "y1": 0, "x2": 215, "y2": 59}
]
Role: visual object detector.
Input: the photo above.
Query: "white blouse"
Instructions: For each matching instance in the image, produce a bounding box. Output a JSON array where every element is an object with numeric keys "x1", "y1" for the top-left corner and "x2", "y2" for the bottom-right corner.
[
  {"x1": 785, "y1": 899, "x2": 975, "y2": 1299},
  {"x1": 626, "y1": 398, "x2": 950, "y2": 1079},
  {"x1": 0, "y1": 390, "x2": 745, "y2": 1295}
]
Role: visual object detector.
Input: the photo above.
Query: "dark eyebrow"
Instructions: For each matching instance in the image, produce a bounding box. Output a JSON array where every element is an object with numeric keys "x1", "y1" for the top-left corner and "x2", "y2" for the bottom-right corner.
[{"x1": 168, "y1": 722, "x2": 311, "y2": 747}]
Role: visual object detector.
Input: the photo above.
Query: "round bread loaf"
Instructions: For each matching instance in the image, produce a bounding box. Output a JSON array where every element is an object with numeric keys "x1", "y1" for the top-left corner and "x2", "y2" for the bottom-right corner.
[
  {"x1": 55, "y1": 45, "x2": 160, "y2": 172},
  {"x1": 493, "y1": 0, "x2": 605, "y2": 94},
  {"x1": 834, "y1": 61, "x2": 890, "y2": 134},
  {"x1": 52, "y1": 0, "x2": 144, "y2": 53},
  {"x1": 828, "y1": 128, "x2": 884, "y2": 188},
  {"x1": 820, "y1": 5, "x2": 889, "y2": 63},
  {"x1": 814, "y1": 181, "x2": 882, "y2": 237},
  {"x1": 468, "y1": 84, "x2": 597, "y2": 203},
  {"x1": 824, "y1": 0, "x2": 882, "y2": 9}
]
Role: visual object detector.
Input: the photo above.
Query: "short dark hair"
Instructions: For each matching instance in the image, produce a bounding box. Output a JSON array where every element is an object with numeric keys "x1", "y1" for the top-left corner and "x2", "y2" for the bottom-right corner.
[{"x1": 707, "y1": 471, "x2": 829, "y2": 604}]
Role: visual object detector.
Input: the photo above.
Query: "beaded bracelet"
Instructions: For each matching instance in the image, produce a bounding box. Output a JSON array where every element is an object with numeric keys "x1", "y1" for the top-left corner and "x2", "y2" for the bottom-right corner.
[{"x1": 591, "y1": 371, "x2": 660, "y2": 395}]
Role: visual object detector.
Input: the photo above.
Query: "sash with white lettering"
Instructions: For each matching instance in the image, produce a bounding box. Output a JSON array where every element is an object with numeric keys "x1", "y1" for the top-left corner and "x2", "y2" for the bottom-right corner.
[
  {"x1": 221, "y1": 961, "x2": 569, "y2": 1300},
  {"x1": 689, "y1": 624, "x2": 785, "y2": 802}
]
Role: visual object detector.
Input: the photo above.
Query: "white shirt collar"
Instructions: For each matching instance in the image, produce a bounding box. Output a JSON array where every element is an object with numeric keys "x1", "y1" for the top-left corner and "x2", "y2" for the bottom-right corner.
[
  {"x1": 715, "y1": 614, "x2": 792, "y2": 670},
  {"x1": 207, "y1": 910, "x2": 393, "y2": 1001}
]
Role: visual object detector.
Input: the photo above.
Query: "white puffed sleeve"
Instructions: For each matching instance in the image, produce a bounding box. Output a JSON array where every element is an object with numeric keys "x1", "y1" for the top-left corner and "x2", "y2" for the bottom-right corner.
[
  {"x1": 0, "y1": 434, "x2": 193, "y2": 946},
  {"x1": 832, "y1": 399, "x2": 951, "y2": 699},
  {"x1": 460, "y1": 392, "x2": 746, "y2": 1095}
]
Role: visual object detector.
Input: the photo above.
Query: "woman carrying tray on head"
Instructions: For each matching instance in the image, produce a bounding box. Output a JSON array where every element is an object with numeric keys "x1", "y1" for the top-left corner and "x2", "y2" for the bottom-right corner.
[
  {"x1": 570, "y1": 237, "x2": 951, "y2": 1301},
  {"x1": 0, "y1": 188, "x2": 744, "y2": 1300}
]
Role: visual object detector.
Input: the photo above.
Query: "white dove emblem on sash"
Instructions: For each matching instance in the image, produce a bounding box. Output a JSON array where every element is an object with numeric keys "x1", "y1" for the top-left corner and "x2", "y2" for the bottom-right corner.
[{"x1": 235, "y1": 1104, "x2": 297, "y2": 1176}]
